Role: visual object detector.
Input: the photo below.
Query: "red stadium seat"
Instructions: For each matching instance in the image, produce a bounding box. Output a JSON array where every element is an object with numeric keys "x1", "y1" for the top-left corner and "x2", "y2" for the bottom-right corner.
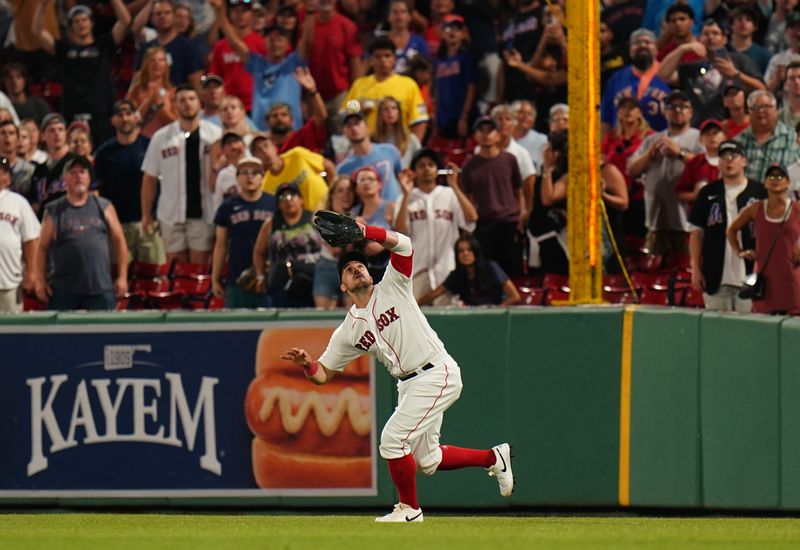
[
  {"x1": 639, "y1": 287, "x2": 670, "y2": 306},
  {"x1": 679, "y1": 286, "x2": 705, "y2": 308},
  {"x1": 169, "y1": 260, "x2": 211, "y2": 279},
  {"x1": 603, "y1": 288, "x2": 638, "y2": 304},
  {"x1": 603, "y1": 274, "x2": 628, "y2": 288},
  {"x1": 132, "y1": 261, "x2": 170, "y2": 279},
  {"x1": 172, "y1": 276, "x2": 211, "y2": 295},
  {"x1": 542, "y1": 273, "x2": 570, "y2": 292},
  {"x1": 207, "y1": 296, "x2": 225, "y2": 310},
  {"x1": 147, "y1": 291, "x2": 189, "y2": 310},
  {"x1": 22, "y1": 292, "x2": 46, "y2": 312},
  {"x1": 630, "y1": 271, "x2": 671, "y2": 290},
  {"x1": 545, "y1": 287, "x2": 570, "y2": 305},
  {"x1": 517, "y1": 286, "x2": 548, "y2": 306},
  {"x1": 130, "y1": 278, "x2": 170, "y2": 293}
]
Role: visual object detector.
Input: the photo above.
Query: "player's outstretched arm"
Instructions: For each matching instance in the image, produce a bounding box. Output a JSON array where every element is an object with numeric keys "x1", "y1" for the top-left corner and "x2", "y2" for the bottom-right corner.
[
  {"x1": 281, "y1": 348, "x2": 337, "y2": 385},
  {"x1": 357, "y1": 222, "x2": 411, "y2": 256}
]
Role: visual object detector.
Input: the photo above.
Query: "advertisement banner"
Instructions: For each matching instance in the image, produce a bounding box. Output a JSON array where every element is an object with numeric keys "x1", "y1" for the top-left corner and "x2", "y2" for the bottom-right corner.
[{"x1": 0, "y1": 322, "x2": 377, "y2": 497}]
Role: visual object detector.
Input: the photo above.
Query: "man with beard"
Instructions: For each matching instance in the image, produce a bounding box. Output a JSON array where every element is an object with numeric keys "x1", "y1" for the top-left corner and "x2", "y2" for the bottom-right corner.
[
  {"x1": 266, "y1": 67, "x2": 328, "y2": 154},
  {"x1": 628, "y1": 90, "x2": 703, "y2": 265},
  {"x1": 141, "y1": 85, "x2": 222, "y2": 265},
  {"x1": 95, "y1": 100, "x2": 166, "y2": 265},
  {"x1": 658, "y1": 18, "x2": 765, "y2": 125},
  {"x1": 34, "y1": 155, "x2": 128, "y2": 311},
  {"x1": 602, "y1": 28, "x2": 672, "y2": 134}
]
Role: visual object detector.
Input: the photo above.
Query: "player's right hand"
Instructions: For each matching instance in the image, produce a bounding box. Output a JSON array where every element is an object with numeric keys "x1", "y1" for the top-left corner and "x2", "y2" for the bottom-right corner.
[{"x1": 281, "y1": 347, "x2": 312, "y2": 368}]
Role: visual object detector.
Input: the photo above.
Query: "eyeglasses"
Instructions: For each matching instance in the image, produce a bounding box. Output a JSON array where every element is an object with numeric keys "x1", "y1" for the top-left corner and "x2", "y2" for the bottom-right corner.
[
  {"x1": 227, "y1": 0, "x2": 252, "y2": 6},
  {"x1": 666, "y1": 103, "x2": 691, "y2": 111},
  {"x1": 719, "y1": 151, "x2": 742, "y2": 160},
  {"x1": 278, "y1": 192, "x2": 299, "y2": 201},
  {"x1": 238, "y1": 168, "x2": 263, "y2": 177},
  {"x1": 356, "y1": 176, "x2": 377, "y2": 184},
  {"x1": 750, "y1": 103, "x2": 776, "y2": 111},
  {"x1": 766, "y1": 173, "x2": 787, "y2": 181}
]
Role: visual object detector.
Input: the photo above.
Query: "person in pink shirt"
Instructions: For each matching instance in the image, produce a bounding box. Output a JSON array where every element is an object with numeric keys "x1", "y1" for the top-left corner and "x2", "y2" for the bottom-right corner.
[{"x1": 209, "y1": 0, "x2": 268, "y2": 112}]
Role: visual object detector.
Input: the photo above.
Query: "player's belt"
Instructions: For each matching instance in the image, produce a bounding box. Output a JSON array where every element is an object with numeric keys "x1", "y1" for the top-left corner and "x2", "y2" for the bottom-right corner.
[{"x1": 398, "y1": 363, "x2": 435, "y2": 382}]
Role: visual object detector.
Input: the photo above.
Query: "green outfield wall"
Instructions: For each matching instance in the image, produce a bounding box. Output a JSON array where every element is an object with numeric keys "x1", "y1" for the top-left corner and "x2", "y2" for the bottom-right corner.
[{"x1": 0, "y1": 306, "x2": 798, "y2": 511}]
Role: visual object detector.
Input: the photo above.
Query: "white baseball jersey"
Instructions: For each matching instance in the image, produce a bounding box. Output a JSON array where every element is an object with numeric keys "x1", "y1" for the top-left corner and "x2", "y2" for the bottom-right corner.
[
  {"x1": 319, "y1": 235, "x2": 451, "y2": 379},
  {"x1": 141, "y1": 120, "x2": 222, "y2": 224},
  {"x1": 393, "y1": 186, "x2": 476, "y2": 290},
  {"x1": 0, "y1": 189, "x2": 40, "y2": 289}
]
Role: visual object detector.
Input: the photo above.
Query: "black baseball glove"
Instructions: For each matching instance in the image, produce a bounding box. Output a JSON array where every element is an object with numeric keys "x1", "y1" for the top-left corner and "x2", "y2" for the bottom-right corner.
[{"x1": 314, "y1": 210, "x2": 364, "y2": 247}]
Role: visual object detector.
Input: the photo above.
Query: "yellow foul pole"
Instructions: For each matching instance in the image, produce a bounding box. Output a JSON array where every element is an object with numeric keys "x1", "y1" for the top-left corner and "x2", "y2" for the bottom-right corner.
[{"x1": 565, "y1": 0, "x2": 602, "y2": 303}]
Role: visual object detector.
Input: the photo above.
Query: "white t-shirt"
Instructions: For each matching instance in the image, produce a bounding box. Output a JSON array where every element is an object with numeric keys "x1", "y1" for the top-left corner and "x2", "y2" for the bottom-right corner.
[
  {"x1": 720, "y1": 181, "x2": 748, "y2": 287},
  {"x1": 141, "y1": 120, "x2": 222, "y2": 224},
  {"x1": 516, "y1": 129, "x2": 548, "y2": 171},
  {"x1": 211, "y1": 164, "x2": 239, "y2": 217},
  {"x1": 393, "y1": 185, "x2": 476, "y2": 290},
  {"x1": 319, "y1": 235, "x2": 451, "y2": 379},
  {"x1": 0, "y1": 189, "x2": 40, "y2": 289}
]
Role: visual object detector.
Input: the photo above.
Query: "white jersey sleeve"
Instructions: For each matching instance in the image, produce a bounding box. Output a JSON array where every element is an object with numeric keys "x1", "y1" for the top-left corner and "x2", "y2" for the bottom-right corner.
[
  {"x1": 141, "y1": 131, "x2": 163, "y2": 177},
  {"x1": 319, "y1": 321, "x2": 368, "y2": 372}
]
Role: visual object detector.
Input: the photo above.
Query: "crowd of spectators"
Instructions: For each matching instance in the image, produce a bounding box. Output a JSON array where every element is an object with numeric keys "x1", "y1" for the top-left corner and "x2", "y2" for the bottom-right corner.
[{"x1": 1, "y1": 0, "x2": 800, "y2": 316}]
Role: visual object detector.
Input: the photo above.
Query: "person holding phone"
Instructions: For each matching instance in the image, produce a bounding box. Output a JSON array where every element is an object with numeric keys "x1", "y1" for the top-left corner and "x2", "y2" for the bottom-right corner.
[{"x1": 658, "y1": 19, "x2": 765, "y2": 125}]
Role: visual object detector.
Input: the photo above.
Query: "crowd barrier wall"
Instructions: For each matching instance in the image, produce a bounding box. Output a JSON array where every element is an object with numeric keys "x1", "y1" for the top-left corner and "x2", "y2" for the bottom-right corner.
[{"x1": 0, "y1": 307, "x2": 796, "y2": 511}]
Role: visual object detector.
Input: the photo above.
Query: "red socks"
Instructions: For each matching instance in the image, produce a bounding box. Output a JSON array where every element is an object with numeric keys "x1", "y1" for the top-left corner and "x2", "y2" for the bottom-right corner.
[
  {"x1": 437, "y1": 445, "x2": 496, "y2": 470},
  {"x1": 386, "y1": 454, "x2": 419, "y2": 509}
]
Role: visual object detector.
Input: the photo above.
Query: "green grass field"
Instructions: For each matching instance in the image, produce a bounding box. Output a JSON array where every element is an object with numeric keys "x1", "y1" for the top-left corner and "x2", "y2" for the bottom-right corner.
[{"x1": 2, "y1": 514, "x2": 800, "y2": 549}]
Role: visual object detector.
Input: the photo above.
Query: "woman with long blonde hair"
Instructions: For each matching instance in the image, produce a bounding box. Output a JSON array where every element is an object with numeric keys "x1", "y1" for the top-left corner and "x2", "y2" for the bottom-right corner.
[
  {"x1": 372, "y1": 96, "x2": 421, "y2": 168},
  {"x1": 126, "y1": 46, "x2": 178, "y2": 138}
]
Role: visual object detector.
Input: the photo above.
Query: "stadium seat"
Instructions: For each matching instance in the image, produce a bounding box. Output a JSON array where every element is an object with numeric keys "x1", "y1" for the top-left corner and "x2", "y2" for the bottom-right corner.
[
  {"x1": 207, "y1": 296, "x2": 225, "y2": 310},
  {"x1": 169, "y1": 260, "x2": 211, "y2": 279},
  {"x1": 132, "y1": 261, "x2": 170, "y2": 279},
  {"x1": 603, "y1": 273, "x2": 628, "y2": 288},
  {"x1": 639, "y1": 287, "x2": 670, "y2": 306},
  {"x1": 630, "y1": 271, "x2": 671, "y2": 290},
  {"x1": 147, "y1": 291, "x2": 189, "y2": 310},
  {"x1": 542, "y1": 273, "x2": 570, "y2": 292},
  {"x1": 545, "y1": 287, "x2": 570, "y2": 305},
  {"x1": 22, "y1": 292, "x2": 46, "y2": 312},
  {"x1": 130, "y1": 278, "x2": 170, "y2": 293},
  {"x1": 679, "y1": 286, "x2": 705, "y2": 308},
  {"x1": 603, "y1": 288, "x2": 638, "y2": 304},
  {"x1": 518, "y1": 286, "x2": 548, "y2": 306},
  {"x1": 172, "y1": 276, "x2": 211, "y2": 295}
]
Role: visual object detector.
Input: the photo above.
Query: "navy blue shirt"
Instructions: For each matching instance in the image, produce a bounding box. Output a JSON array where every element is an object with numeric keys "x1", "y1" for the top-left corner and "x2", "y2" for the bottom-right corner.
[
  {"x1": 214, "y1": 194, "x2": 276, "y2": 287},
  {"x1": 135, "y1": 35, "x2": 204, "y2": 86},
  {"x1": 434, "y1": 48, "x2": 478, "y2": 129},
  {"x1": 95, "y1": 135, "x2": 151, "y2": 224}
]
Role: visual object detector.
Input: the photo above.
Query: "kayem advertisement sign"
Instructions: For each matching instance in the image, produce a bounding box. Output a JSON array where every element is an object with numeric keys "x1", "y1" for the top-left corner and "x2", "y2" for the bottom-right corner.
[{"x1": 0, "y1": 322, "x2": 377, "y2": 497}]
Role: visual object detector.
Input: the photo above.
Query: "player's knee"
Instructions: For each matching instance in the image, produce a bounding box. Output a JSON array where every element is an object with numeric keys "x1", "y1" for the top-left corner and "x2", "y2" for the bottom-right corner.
[
  {"x1": 379, "y1": 427, "x2": 404, "y2": 459},
  {"x1": 415, "y1": 452, "x2": 440, "y2": 476}
]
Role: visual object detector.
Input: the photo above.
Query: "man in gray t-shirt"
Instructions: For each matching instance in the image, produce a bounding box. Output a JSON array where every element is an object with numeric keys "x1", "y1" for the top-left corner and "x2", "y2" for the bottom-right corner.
[
  {"x1": 34, "y1": 156, "x2": 128, "y2": 311},
  {"x1": 628, "y1": 89, "x2": 703, "y2": 261}
]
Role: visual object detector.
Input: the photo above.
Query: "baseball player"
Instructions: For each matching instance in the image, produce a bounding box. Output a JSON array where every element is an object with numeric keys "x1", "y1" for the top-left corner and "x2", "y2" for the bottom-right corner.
[{"x1": 282, "y1": 214, "x2": 514, "y2": 522}]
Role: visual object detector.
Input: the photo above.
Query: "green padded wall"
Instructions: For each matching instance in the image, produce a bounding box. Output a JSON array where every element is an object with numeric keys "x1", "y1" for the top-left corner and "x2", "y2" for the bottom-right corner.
[
  {"x1": 629, "y1": 307, "x2": 702, "y2": 507},
  {"x1": 700, "y1": 313, "x2": 782, "y2": 509}
]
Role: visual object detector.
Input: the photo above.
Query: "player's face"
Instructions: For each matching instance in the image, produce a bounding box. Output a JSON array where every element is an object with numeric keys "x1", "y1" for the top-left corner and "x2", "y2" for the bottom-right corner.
[{"x1": 340, "y1": 261, "x2": 373, "y2": 293}]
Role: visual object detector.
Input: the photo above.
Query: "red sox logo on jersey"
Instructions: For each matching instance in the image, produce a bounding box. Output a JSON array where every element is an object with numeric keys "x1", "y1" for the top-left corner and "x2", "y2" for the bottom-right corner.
[{"x1": 354, "y1": 308, "x2": 400, "y2": 351}]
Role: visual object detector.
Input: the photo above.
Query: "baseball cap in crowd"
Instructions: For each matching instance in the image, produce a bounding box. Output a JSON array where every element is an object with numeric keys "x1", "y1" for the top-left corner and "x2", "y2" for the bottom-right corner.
[
  {"x1": 665, "y1": 89, "x2": 691, "y2": 104},
  {"x1": 722, "y1": 80, "x2": 743, "y2": 95},
  {"x1": 765, "y1": 162, "x2": 790, "y2": 178},
  {"x1": 67, "y1": 120, "x2": 90, "y2": 134},
  {"x1": 337, "y1": 249, "x2": 369, "y2": 281},
  {"x1": 441, "y1": 14, "x2": 466, "y2": 29},
  {"x1": 62, "y1": 154, "x2": 93, "y2": 175},
  {"x1": 699, "y1": 119, "x2": 723, "y2": 133},
  {"x1": 41, "y1": 113, "x2": 67, "y2": 131},
  {"x1": 276, "y1": 182, "x2": 301, "y2": 199},
  {"x1": 237, "y1": 156, "x2": 264, "y2": 170},
  {"x1": 410, "y1": 148, "x2": 441, "y2": 170},
  {"x1": 472, "y1": 115, "x2": 498, "y2": 132},
  {"x1": 67, "y1": 4, "x2": 92, "y2": 23},
  {"x1": 200, "y1": 73, "x2": 224, "y2": 88},
  {"x1": 252, "y1": 1, "x2": 266, "y2": 13},
  {"x1": 787, "y1": 10, "x2": 800, "y2": 27},
  {"x1": 112, "y1": 99, "x2": 136, "y2": 114},
  {"x1": 616, "y1": 96, "x2": 640, "y2": 109},
  {"x1": 718, "y1": 140, "x2": 744, "y2": 156}
]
